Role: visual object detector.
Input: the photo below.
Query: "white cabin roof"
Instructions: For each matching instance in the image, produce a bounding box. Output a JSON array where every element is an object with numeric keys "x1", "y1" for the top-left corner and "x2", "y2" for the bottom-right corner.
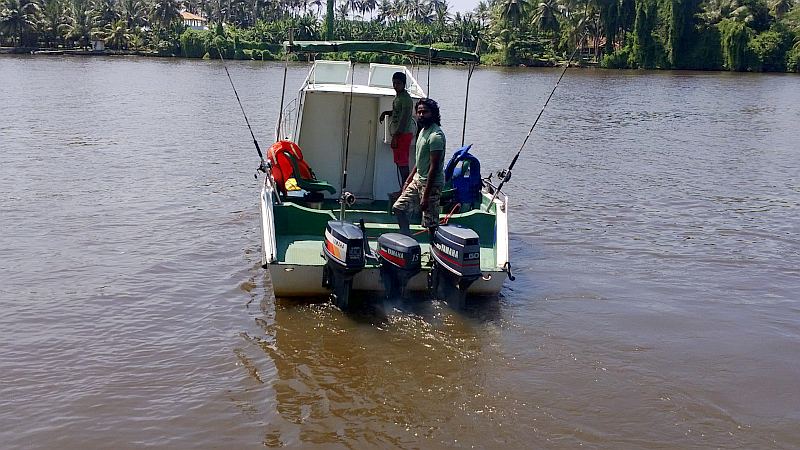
[{"x1": 300, "y1": 61, "x2": 426, "y2": 98}]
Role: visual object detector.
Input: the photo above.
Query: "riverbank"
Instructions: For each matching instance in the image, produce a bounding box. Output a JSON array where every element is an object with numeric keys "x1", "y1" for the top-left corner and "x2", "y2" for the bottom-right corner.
[{"x1": 1, "y1": 44, "x2": 796, "y2": 73}]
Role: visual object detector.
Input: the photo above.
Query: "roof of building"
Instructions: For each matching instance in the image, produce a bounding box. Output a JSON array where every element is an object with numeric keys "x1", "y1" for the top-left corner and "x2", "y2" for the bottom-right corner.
[{"x1": 180, "y1": 11, "x2": 207, "y2": 22}]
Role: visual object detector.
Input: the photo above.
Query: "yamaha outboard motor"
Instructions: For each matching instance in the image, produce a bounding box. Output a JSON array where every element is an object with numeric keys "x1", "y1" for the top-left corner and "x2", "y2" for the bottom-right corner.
[
  {"x1": 429, "y1": 224, "x2": 481, "y2": 308},
  {"x1": 377, "y1": 233, "x2": 421, "y2": 300},
  {"x1": 322, "y1": 220, "x2": 365, "y2": 309}
]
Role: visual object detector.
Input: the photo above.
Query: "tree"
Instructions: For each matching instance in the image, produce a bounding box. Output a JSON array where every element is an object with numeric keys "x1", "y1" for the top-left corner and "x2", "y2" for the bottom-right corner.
[
  {"x1": 61, "y1": 0, "x2": 93, "y2": 48},
  {"x1": 104, "y1": 18, "x2": 131, "y2": 48},
  {"x1": 121, "y1": 0, "x2": 148, "y2": 29},
  {"x1": 40, "y1": 0, "x2": 67, "y2": 47},
  {"x1": 718, "y1": 17, "x2": 753, "y2": 69},
  {"x1": 665, "y1": 0, "x2": 699, "y2": 68},
  {"x1": 91, "y1": 0, "x2": 119, "y2": 28},
  {"x1": 497, "y1": 0, "x2": 530, "y2": 28},
  {"x1": 631, "y1": 0, "x2": 657, "y2": 67},
  {"x1": 325, "y1": 0, "x2": 333, "y2": 38},
  {"x1": 376, "y1": 0, "x2": 393, "y2": 23},
  {"x1": 531, "y1": 0, "x2": 562, "y2": 35},
  {"x1": 0, "y1": 0, "x2": 41, "y2": 46},
  {"x1": 151, "y1": 0, "x2": 182, "y2": 31}
]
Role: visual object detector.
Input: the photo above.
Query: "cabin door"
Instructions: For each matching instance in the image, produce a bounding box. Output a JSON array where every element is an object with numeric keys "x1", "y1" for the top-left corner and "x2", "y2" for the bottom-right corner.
[{"x1": 343, "y1": 96, "x2": 378, "y2": 200}]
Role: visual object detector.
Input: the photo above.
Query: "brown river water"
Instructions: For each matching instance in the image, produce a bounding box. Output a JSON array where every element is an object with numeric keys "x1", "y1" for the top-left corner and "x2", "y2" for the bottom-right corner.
[{"x1": 1, "y1": 56, "x2": 799, "y2": 448}]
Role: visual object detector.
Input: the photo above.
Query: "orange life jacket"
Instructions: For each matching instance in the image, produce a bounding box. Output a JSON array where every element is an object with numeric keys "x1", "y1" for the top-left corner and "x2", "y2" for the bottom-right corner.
[{"x1": 267, "y1": 140, "x2": 316, "y2": 195}]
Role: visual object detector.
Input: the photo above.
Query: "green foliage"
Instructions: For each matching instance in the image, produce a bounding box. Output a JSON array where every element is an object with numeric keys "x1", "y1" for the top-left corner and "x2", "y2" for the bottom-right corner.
[
  {"x1": 748, "y1": 25, "x2": 793, "y2": 71},
  {"x1": 180, "y1": 29, "x2": 208, "y2": 58},
  {"x1": 685, "y1": 25, "x2": 724, "y2": 69},
  {"x1": 665, "y1": 0, "x2": 700, "y2": 68},
  {"x1": 786, "y1": 43, "x2": 800, "y2": 72},
  {"x1": 718, "y1": 18, "x2": 755, "y2": 70},
  {"x1": 2, "y1": 0, "x2": 797, "y2": 72},
  {"x1": 602, "y1": 46, "x2": 635, "y2": 68},
  {"x1": 632, "y1": 0, "x2": 660, "y2": 68}
]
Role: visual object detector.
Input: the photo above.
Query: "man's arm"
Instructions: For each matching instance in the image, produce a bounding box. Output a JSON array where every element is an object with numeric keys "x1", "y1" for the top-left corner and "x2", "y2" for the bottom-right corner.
[
  {"x1": 421, "y1": 150, "x2": 443, "y2": 210},
  {"x1": 404, "y1": 166, "x2": 417, "y2": 190},
  {"x1": 396, "y1": 104, "x2": 409, "y2": 135}
]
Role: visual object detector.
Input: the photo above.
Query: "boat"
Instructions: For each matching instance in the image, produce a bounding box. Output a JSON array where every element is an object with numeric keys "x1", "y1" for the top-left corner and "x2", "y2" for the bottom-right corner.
[{"x1": 257, "y1": 41, "x2": 513, "y2": 308}]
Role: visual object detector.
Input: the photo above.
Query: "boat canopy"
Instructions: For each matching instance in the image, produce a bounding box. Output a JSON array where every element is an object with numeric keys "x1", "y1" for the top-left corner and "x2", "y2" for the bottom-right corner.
[{"x1": 283, "y1": 41, "x2": 479, "y2": 63}]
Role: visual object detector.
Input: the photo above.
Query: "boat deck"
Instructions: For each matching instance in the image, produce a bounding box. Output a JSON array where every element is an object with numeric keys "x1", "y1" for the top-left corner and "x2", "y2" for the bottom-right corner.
[{"x1": 273, "y1": 197, "x2": 501, "y2": 269}]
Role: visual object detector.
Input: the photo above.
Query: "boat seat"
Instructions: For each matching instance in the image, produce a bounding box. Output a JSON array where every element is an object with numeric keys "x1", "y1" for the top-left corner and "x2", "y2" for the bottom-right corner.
[{"x1": 282, "y1": 152, "x2": 336, "y2": 195}]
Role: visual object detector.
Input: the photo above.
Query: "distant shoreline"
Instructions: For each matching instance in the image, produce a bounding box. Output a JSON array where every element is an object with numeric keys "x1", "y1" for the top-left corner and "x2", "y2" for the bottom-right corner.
[{"x1": 2, "y1": 47, "x2": 797, "y2": 73}]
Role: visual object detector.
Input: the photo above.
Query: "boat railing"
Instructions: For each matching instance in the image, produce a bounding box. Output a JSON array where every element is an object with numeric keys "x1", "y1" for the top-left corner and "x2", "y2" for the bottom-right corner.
[{"x1": 278, "y1": 98, "x2": 297, "y2": 140}]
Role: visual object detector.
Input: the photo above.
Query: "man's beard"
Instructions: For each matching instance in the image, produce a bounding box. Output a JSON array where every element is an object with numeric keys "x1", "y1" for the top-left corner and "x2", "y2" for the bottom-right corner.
[{"x1": 417, "y1": 117, "x2": 433, "y2": 128}]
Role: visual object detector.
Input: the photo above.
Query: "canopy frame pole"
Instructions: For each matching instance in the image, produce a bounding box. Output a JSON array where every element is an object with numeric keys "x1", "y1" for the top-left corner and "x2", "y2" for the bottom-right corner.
[{"x1": 276, "y1": 29, "x2": 293, "y2": 139}]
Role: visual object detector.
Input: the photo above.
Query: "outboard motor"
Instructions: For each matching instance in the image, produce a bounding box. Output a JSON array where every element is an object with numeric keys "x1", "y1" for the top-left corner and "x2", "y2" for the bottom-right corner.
[
  {"x1": 377, "y1": 233, "x2": 421, "y2": 300},
  {"x1": 429, "y1": 224, "x2": 481, "y2": 308},
  {"x1": 322, "y1": 220, "x2": 365, "y2": 309}
]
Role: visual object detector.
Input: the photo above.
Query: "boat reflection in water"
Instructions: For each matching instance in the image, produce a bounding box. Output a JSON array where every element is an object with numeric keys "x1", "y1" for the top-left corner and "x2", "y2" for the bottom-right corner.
[{"x1": 239, "y1": 292, "x2": 511, "y2": 447}]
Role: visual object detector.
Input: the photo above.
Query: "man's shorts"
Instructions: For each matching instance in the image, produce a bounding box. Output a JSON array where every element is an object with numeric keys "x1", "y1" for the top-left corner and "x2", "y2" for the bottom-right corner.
[
  {"x1": 391, "y1": 132, "x2": 414, "y2": 167},
  {"x1": 392, "y1": 178, "x2": 442, "y2": 229}
]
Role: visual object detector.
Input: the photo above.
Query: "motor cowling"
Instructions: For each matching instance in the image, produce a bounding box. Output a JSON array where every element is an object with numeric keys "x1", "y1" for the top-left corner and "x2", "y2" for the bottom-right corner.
[
  {"x1": 429, "y1": 224, "x2": 481, "y2": 308},
  {"x1": 377, "y1": 233, "x2": 421, "y2": 299},
  {"x1": 322, "y1": 220, "x2": 365, "y2": 309}
]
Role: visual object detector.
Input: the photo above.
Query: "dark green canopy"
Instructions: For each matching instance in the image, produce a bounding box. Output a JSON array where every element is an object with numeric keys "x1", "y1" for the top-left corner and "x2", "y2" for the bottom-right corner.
[{"x1": 283, "y1": 41, "x2": 479, "y2": 63}]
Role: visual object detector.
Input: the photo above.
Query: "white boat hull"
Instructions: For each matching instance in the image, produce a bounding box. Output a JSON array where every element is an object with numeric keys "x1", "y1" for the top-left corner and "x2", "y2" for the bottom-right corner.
[{"x1": 267, "y1": 263, "x2": 506, "y2": 297}]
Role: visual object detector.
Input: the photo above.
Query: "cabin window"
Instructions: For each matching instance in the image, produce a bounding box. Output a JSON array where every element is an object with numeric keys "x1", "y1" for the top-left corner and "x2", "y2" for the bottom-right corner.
[{"x1": 311, "y1": 61, "x2": 351, "y2": 85}]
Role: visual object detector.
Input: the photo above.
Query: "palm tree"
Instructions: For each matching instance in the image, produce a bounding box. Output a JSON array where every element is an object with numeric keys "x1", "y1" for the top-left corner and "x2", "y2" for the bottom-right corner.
[
  {"x1": 40, "y1": 0, "x2": 67, "y2": 47},
  {"x1": 430, "y1": 0, "x2": 448, "y2": 25},
  {"x1": 405, "y1": 0, "x2": 425, "y2": 21},
  {"x1": 104, "y1": 18, "x2": 131, "y2": 48},
  {"x1": 335, "y1": 0, "x2": 349, "y2": 18},
  {"x1": 0, "y1": 0, "x2": 41, "y2": 46},
  {"x1": 120, "y1": 0, "x2": 148, "y2": 29},
  {"x1": 150, "y1": 0, "x2": 181, "y2": 31},
  {"x1": 376, "y1": 0, "x2": 392, "y2": 23},
  {"x1": 361, "y1": 0, "x2": 375, "y2": 19},
  {"x1": 295, "y1": 12, "x2": 318, "y2": 38},
  {"x1": 531, "y1": 0, "x2": 560, "y2": 35},
  {"x1": 496, "y1": 0, "x2": 529, "y2": 28},
  {"x1": 474, "y1": 0, "x2": 489, "y2": 27},
  {"x1": 308, "y1": 0, "x2": 321, "y2": 16},
  {"x1": 61, "y1": 0, "x2": 93, "y2": 48},
  {"x1": 91, "y1": 0, "x2": 118, "y2": 27}
]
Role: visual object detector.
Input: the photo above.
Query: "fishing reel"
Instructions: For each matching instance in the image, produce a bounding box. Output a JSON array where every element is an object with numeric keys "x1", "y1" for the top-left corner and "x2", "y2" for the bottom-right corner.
[
  {"x1": 254, "y1": 160, "x2": 270, "y2": 180},
  {"x1": 340, "y1": 191, "x2": 356, "y2": 207},
  {"x1": 496, "y1": 169, "x2": 512, "y2": 183}
]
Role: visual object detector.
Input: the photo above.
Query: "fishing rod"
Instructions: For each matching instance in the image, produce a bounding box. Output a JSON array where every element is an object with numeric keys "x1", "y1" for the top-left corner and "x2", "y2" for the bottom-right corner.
[
  {"x1": 217, "y1": 47, "x2": 268, "y2": 176},
  {"x1": 339, "y1": 61, "x2": 356, "y2": 221},
  {"x1": 485, "y1": 16, "x2": 591, "y2": 211}
]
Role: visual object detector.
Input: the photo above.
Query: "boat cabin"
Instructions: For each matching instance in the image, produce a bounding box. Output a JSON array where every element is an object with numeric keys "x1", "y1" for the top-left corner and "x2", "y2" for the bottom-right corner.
[{"x1": 278, "y1": 60, "x2": 426, "y2": 202}]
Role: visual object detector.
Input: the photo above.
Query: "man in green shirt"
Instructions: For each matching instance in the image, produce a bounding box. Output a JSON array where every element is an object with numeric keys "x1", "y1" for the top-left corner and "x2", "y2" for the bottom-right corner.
[
  {"x1": 379, "y1": 72, "x2": 415, "y2": 184},
  {"x1": 392, "y1": 98, "x2": 446, "y2": 236}
]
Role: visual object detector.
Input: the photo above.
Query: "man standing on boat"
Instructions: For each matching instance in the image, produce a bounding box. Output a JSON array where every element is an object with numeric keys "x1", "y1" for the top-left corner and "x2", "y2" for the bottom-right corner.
[
  {"x1": 379, "y1": 72, "x2": 415, "y2": 185},
  {"x1": 392, "y1": 98, "x2": 445, "y2": 237}
]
